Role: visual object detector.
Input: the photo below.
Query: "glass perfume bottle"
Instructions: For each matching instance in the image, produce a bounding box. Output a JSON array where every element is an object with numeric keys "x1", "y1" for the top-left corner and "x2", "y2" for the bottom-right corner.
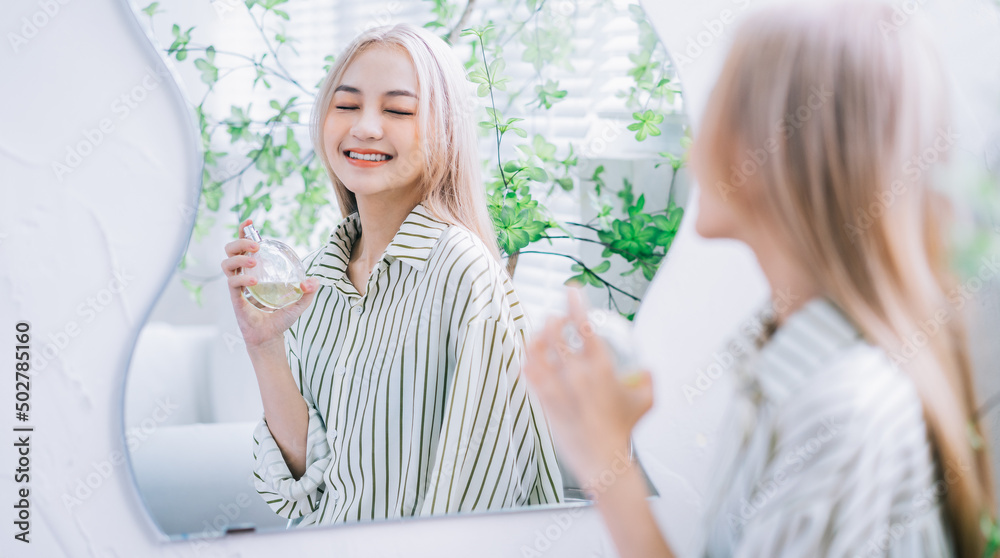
[
  {"x1": 586, "y1": 308, "x2": 644, "y2": 382},
  {"x1": 580, "y1": 308, "x2": 642, "y2": 464},
  {"x1": 561, "y1": 307, "x2": 644, "y2": 382},
  {"x1": 239, "y1": 223, "x2": 306, "y2": 312}
]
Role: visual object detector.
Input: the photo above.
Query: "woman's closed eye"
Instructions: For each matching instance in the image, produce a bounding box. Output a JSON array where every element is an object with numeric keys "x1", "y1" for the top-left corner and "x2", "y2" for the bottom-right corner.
[{"x1": 334, "y1": 105, "x2": 413, "y2": 116}]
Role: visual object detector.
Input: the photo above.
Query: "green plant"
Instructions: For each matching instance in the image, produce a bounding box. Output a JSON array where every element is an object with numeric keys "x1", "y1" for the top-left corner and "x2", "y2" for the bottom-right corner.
[
  {"x1": 146, "y1": 0, "x2": 688, "y2": 315},
  {"x1": 984, "y1": 513, "x2": 999, "y2": 558}
]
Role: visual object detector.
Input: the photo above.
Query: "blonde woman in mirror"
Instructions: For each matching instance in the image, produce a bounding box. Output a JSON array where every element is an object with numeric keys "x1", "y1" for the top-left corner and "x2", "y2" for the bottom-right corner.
[
  {"x1": 221, "y1": 23, "x2": 563, "y2": 527},
  {"x1": 524, "y1": 1, "x2": 996, "y2": 556}
]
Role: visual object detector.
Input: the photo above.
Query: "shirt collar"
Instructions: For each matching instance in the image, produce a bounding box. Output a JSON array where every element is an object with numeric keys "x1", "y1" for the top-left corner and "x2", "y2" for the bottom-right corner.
[
  {"x1": 309, "y1": 203, "x2": 450, "y2": 289},
  {"x1": 749, "y1": 296, "x2": 862, "y2": 405}
]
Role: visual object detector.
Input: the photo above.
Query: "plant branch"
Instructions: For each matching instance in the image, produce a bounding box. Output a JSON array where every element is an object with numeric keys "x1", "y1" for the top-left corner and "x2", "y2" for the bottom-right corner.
[
  {"x1": 518, "y1": 250, "x2": 641, "y2": 302},
  {"x1": 477, "y1": 33, "x2": 508, "y2": 190},
  {"x1": 541, "y1": 234, "x2": 605, "y2": 246},
  {"x1": 249, "y1": 12, "x2": 311, "y2": 95},
  {"x1": 447, "y1": 0, "x2": 477, "y2": 44}
]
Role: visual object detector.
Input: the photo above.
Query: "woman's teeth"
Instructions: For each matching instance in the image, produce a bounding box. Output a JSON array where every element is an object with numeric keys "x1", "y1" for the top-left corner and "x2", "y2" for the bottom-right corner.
[{"x1": 347, "y1": 151, "x2": 390, "y2": 161}]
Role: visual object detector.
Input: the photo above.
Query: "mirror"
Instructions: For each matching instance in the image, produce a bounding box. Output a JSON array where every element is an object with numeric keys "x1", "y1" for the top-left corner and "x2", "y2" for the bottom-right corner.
[{"x1": 124, "y1": 0, "x2": 689, "y2": 539}]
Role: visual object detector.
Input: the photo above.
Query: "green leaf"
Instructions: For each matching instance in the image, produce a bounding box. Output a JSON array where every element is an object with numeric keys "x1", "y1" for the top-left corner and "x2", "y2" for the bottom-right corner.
[
  {"x1": 526, "y1": 166, "x2": 548, "y2": 182},
  {"x1": 532, "y1": 134, "x2": 557, "y2": 161},
  {"x1": 141, "y1": 2, "x2": 162, "y2": 18},
  {"x1": 181, "y1": 279, "x2": 203, "y2": 306},
  {"x1": 534, "y1": 79, "x2": 568, "y2": 109}
]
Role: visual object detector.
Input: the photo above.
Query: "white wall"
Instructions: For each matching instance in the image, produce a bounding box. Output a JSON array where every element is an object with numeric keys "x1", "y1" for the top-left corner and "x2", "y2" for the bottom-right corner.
[{"x1": 1, "y1": 0, "x2": 998, "y2": 557}]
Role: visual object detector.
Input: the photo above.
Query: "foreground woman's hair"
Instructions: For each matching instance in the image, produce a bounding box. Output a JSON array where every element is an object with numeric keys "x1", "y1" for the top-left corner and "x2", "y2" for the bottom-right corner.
[{"x1": 698, "y1": 1, "x2": 996, "y2": 554}]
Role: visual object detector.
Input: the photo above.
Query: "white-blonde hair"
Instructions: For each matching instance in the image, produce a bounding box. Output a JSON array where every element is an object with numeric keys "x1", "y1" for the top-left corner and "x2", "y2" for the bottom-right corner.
[
  {"x1": 699, "y1": 1, "x2": 996, "y2": 555},
  {"x1": 310, "y1": 23, "x2": 500, "y2": 261}
]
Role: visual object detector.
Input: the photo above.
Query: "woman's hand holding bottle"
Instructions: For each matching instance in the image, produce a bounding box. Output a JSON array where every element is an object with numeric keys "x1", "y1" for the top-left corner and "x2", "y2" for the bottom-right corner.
[{"x1": 221, "y1": 218, "x2": 320, "y2": 350}]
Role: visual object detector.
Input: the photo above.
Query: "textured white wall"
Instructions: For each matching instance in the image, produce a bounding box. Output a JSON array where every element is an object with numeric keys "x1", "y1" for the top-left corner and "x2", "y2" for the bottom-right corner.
[{"x1": 1, "y1": 0, "x2": 997, "y2": 557}]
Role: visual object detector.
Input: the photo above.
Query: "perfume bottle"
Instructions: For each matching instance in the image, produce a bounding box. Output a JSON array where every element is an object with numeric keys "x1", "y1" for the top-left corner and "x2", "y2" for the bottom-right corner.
[
  {"x1": 239, "y1": 223, "x2": 306, "y2": 312},
  {"x1": 580, "y1": 308, "x2": 642, "y2": 464},
  {"x1": 586, "y1": 308, "x2": 644, "y2": 382},
  {"x1": 562, "y1": 308, "x2": 644, "y2": 382}
]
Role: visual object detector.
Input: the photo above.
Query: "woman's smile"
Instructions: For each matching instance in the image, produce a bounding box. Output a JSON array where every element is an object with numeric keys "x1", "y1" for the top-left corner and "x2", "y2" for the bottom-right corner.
[{"x1": 343, "y1": 148, "x2": 393, "y2": 168}]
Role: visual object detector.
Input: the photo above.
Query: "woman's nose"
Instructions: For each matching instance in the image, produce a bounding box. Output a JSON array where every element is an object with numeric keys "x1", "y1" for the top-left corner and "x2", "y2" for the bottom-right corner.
[{"x1": 351, "y1": 107, "x2": 383, "y2": 141}]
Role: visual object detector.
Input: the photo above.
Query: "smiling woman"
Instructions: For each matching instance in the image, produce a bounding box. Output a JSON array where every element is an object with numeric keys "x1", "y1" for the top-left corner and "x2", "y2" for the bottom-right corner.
[
  {"x1": 123, "y1": 0, "x2": 689, "y2": 542},
  {"x1": 221, "y1": 23, "x2": 565, "y2": 528},
  {"x1": 323, "y1": 47, "x2": 423, "y2": 199}
]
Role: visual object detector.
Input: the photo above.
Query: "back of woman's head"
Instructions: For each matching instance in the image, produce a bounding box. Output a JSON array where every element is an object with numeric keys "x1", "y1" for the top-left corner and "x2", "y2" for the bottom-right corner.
[
  {"x1": 311, "y1": 23, "x2": 500, "y2": 261},
  {"x1": 698, "y1": 0, "x2": 995, "y2": 554}
]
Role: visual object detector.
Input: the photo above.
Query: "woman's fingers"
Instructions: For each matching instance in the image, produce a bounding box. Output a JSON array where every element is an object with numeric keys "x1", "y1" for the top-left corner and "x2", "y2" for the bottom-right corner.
[
  {"x1": 564, "y1": 288, "x2": 615, "y2": 368},
  {"x1": 524, "y1": 318, "x2": 574, "y2": 408},
  {"x1": 224, "y1": 219, "x2": 257, "y2": 257},
  {"x1": 228, "y1": 270, "x2": 257, "y2": 291},
  {"x1": 224, "y1": 238, "x2": 259, "y2": 258},
  {"x1": 622, "y1": 369, "x2": 655, "y2": 423},
  {"x1": 220, "y1": 254, "x2": 257, "y2": 276},
  {"x1": 280, "y1": 278, "x2": 320, "y2": 316},
  {"x1": 525, "y1": 318, "x2": 562, "y2": 384},
  {"x1": 566, "y1": 287, "x2": 588, "y2": 328}
]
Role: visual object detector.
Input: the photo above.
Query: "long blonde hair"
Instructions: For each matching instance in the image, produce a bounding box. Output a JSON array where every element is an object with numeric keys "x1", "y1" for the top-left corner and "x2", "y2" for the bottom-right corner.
[
  {"x1": 310, "y1": 23, "x2": 501, "y2": 261},
  {"x1": 702, "y1": 1, "x2": 995, "y2": 555}
]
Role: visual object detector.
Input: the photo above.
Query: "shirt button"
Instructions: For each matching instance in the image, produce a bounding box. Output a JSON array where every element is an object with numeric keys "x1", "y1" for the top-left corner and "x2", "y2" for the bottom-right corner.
[
  {"x1": 336, "y1": 366, "x2": 347, "y2": 376},
  {"x1": 329, "y1": 488, "x2": 339, "y2": 501},
  {"x1": 329, "y1": 430, "x2": 337, "y2": 441},
  {"x1": 353, "y1": 305, "x2": 363, "y2": 315}
]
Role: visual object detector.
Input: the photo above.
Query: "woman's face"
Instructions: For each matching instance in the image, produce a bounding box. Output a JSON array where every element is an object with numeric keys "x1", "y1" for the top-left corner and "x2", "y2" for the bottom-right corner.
[
  {"x1": 324, "y1": 45, "x2": 423, "y2": 202},
  {"x1": 690, "y1": 85, "x2": 750, "y2": 242}
]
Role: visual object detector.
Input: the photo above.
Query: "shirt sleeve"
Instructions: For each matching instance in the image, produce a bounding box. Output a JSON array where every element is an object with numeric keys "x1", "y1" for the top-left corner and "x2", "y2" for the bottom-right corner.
[
  {"x1": 251, "y1": 327, "x2": 332, "y2": 519},
  {"x1": 418, "y1": 272, "x2": 565, "y2": 516}
]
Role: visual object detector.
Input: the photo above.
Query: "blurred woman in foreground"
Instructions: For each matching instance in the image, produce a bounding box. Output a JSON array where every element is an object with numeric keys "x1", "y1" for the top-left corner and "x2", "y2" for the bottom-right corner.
[{"x1": 524, "y1": 1, "x2": 997, "y2": 556}]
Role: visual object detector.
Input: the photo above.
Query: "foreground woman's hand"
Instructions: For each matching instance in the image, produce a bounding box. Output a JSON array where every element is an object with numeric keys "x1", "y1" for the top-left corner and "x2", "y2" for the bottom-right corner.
[
  {"x1": 221, "y1": 218, "x2": 321, "y2": 350},
  {"x1": 525, "y1": 289, "x2": 673, "y2": 558},
  {"x1": 523, "y1": 288, "x2": 655, "y2": 493}
]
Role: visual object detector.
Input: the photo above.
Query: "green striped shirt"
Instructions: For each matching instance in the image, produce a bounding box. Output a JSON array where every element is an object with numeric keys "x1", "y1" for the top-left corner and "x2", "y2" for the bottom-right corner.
[{"x1": 252, "y1": 203, "x2": 565, "y2": 527}]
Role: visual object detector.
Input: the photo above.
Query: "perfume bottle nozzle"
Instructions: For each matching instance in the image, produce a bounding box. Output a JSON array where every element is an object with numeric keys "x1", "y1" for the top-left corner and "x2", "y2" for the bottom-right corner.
[{"x1": 243, "y1": 224, "x2": 262, "y2": 243}]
